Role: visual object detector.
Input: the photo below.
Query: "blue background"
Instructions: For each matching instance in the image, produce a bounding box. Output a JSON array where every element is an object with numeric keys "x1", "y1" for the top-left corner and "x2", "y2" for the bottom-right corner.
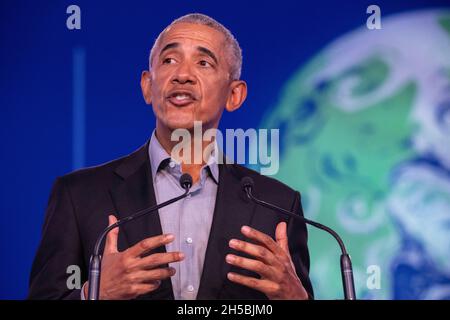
[{"x1": 1, "y1": 0, "x2": 448, "y2": 299}]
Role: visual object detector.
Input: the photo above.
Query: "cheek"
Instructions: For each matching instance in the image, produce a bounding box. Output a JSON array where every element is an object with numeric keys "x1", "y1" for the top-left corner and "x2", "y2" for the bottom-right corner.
[
  {"x1": 151, "y1": 68, "x2": 171, "y2": 97},
  {"x1": 202, "y1": 80, "x2": 229, "y2": 108},
  {"x1": 150, "y1": 80, "x2": 166, "y2": 106}
]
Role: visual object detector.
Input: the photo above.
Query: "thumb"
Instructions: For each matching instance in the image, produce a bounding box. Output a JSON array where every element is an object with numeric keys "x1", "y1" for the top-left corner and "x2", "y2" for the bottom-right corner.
[
  {"x1": 275, "y1": 221, "x2": 290, "y2": 256},
  {"x1": 104, "y1": 215, "x2": 119, "y2": 254}
]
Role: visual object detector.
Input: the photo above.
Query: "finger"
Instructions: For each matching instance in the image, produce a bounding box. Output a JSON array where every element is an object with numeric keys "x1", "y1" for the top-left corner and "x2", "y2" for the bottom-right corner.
[
  {"x1": 228, "y1": 239, "x2": 277, "y2": 266},
  {"x1": 240, "y1": 225, "x2": 284, "y2": 256},
  {"x1": 126, "y1": 234, "x2": 175, "y2": 258},
  {"x1": 132, "y1": 267, "x2": 177, "y2": 282},
  {"x1": 227, "y1": 272, "x2": 279, "y2": 296},
  {"x1": 225, "y1": 254, "x2": 273, "y2": 279},
  {"x1": 104, "y1": 215, "x2": 119, "y2": 254},
  {"x1": 136, "y1": 252, "x2": 185, "y2": 270},
  {"x1": 275, "y1": 222, "x2": 290, "y2": 256},
  {"x1": 129, "y1": 282, "x2": 161, "y2": 297}
]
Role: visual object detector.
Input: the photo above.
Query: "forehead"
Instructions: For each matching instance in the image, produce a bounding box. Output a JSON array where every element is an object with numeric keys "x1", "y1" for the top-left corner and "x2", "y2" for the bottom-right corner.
[{"x1": 159, "y1": 22, "x2": 227, "y2": 53}]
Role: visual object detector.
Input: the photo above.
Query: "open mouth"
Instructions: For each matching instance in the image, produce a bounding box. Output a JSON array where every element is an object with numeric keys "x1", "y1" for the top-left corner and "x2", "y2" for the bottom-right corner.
[{"x1": 166, "y1": 90, "x2": 197, "y2": 107}]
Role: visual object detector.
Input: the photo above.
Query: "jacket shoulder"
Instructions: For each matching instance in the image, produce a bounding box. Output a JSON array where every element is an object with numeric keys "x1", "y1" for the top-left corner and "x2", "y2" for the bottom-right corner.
[{"x1": 58, "y1": 141, "x2": 149, "y2": 187}]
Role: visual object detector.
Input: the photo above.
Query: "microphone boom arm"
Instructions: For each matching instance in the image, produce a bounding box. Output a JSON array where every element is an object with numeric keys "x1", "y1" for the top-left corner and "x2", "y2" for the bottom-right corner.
[
  {"x1": 244, "y1": 184, "x2": 356, "y2": 300},
  {"x1": 87, "y1": 173, "x2": 193, "y2": 300}
]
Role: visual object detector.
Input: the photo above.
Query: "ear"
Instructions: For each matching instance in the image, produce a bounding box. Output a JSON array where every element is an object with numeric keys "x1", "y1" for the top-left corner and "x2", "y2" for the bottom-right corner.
[
  {"x1": 140, "y1": 70, "x2": 152, "y2": 105},
  {"x1": 225, "y1": 80, "x2": 247, "y2": 112}
]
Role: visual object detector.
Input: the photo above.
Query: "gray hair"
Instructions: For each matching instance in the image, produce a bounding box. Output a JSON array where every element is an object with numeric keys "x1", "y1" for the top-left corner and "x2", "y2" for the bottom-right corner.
[{"x1": 149, "y1": 13, "x2": 242, "y2": 80}]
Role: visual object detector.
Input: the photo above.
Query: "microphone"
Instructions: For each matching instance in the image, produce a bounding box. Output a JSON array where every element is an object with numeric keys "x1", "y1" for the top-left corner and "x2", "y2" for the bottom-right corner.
[
  {"x1": 241, "y1": 176, "x2": 356, "y2": 300},
  {"x1": 87, "y1": 173, "x2": 193, "y2": 300}
]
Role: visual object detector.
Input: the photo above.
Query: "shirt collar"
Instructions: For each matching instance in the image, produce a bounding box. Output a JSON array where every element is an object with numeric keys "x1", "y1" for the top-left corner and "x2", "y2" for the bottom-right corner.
[{"x1": 148, "y1": 130, "x2": 219, "y2": 184}]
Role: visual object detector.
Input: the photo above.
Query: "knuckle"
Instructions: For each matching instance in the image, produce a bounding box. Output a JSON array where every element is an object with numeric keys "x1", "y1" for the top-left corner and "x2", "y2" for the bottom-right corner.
[
  {"x1": 269, "y1": 283, "x2": 281, "y2": 295},
  {"x1": 124, "y1": 267, "x2": 132, "y2": 275},
  {"x1": 122, "y1": 261, "x2": 131, "y2": 273},
  {"x1": 145, "y1": 254, "x2": 157, "y2": 266},
  {"x1": 156, "y1": 235, "x2": 166, "y2": 245},
  {"x1": 258, "y1": 234, "x2": 266, "y2": 243},
  {"x1": 147, "y1": 284, "x2": 157, "y2": 292},
  {"x1": 126, "y1": 273, "x2": 137, "y2": 283},
  {"x1": 154, "y1": 252, "x2": 165, "y2": 260},
  {"x1": 249, "y1": 278, "x2": 258, "y2": 287},
  {"x1": 256, "y1": 261, "x2": 266, "y2": 273},
  {"x1": 252, "y1": 260, "x2": 261, "y2": 269},
  {"x1": 145, "y1": 283, "x2": 159, "y2": 293},
  {"x1": 165, "y1": 253, "x2": 174, "y2": 262},
  {"x1": 130, "y1": 284, "x2": 140, "y2": 295},
  {"x1": 274, "y1": 283, "x2": 281, "y2": 292},
  {"x1": 258, "y1": 248, "x2": 267, "y2": 258},
  {"x1": 128, "y1": 259, "x2": 139, "y2": 269},
  {"x1": 139, "y1": 240, "x2": 149, "y2": 250}
]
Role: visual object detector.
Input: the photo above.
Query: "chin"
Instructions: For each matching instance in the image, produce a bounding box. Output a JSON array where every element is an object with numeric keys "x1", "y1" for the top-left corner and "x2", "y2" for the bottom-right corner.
[{"x1": 165, "y1": 117, "x2": 198, "y2": 131}]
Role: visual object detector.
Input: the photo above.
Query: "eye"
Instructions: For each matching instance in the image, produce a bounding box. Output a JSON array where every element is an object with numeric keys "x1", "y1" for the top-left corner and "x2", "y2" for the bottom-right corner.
[
  {"x1": 198, "y1": 60, "x2": 212, "y2": 67},
  {"x1": 162, "y1": 57, "x2": 176, "y2": 64}
]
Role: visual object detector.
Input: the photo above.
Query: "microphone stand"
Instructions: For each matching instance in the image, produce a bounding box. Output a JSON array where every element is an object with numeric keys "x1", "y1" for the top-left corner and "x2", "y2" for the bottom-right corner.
[
  {"x1": 243, "y1": 180, "x2": 356, "y2": 300},
  {"x1": 87, "y1": 174, "x2": 192, "y2": 300}
]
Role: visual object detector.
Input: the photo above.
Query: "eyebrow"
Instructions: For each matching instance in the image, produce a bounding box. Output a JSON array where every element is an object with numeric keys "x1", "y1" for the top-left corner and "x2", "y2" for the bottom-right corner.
[
  {"x1": 159, "y1": 42, "x2": 179, "y2": 57},
  {"x1": 196, "y1": 46, "x2": 218, "y2": 65},
  {"x1": 159, "y1": 42, "x2": 218, "y2": 65}
]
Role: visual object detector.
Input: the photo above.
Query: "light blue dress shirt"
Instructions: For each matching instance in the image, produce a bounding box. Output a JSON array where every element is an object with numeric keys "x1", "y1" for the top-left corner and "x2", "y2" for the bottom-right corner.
[{"x1": 149, "y1": 131, "x2": 219, "y2": 300}]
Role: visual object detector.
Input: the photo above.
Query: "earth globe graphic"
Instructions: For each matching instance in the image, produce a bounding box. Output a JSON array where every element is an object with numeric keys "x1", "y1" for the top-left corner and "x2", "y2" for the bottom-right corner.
[{"x1": 259, "y1": 9, "x2": 450, "y2": 299}]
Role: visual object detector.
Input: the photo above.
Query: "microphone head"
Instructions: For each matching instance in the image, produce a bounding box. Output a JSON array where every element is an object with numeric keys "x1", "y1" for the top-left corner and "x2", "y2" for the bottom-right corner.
[
  {"x1": 179, "y1": 173, "x2": 193, "y2": 190},
  {"x1": 241, "y1": 176, "x2": 254, "y2": 192}
]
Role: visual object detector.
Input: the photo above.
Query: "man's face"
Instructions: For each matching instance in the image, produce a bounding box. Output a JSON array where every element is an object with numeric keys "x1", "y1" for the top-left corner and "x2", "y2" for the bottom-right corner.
[{"x1": 144, "y1": 23, "x2": 235, "y2": 132}]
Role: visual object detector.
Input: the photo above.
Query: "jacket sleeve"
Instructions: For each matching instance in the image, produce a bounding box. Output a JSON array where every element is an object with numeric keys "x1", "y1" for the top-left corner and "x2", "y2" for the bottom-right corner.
[
  {"x1": 288, "y1": 191, "x2": 314, "y2": 299},
  {"x1": 28, "y1": 177, "x2": 86, "y2": 300}
]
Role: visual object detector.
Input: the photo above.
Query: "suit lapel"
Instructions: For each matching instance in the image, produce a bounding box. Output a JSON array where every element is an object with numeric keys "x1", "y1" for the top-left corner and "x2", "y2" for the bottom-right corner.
[
  {"x1": 197, "y1": 164, "x2": 256, "y2": 299},
  {"x1": 109, "y1": 141, "x2": 174, "y2": 299},
  {"x1": 108, "y1": 142, "x2": 257, "y2": 299}
]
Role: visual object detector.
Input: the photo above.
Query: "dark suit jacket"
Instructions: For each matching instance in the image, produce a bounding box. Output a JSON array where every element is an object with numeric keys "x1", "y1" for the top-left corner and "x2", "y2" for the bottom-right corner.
[{"x1": 28, "y1": 140, "x2": 313, "y2": 299}]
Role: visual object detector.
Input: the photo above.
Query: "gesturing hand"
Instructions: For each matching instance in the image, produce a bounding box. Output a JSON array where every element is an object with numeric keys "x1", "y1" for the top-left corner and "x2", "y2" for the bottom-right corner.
[
  {"x1": 225, "y1": 222, "x2": 308, "y2": 300},
  {"x1": 84, "y1": 215, "x2": 185, "y2": 300}
]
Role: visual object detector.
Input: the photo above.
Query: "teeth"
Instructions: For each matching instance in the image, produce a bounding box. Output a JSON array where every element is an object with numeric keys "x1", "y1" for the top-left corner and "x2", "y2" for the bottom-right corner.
[{"x1": 175, "y1": 94, "x2": 190, "y2": 100}]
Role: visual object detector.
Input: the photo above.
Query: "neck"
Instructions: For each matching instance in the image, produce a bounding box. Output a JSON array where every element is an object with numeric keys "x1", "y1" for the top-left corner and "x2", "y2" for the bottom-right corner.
[{"x1": 155, "y1": 124, "x2": 217, "y2": 184}]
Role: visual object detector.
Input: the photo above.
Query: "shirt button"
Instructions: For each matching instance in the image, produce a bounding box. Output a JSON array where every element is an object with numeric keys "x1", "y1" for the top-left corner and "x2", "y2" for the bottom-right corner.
[
  {"x1": 186, "y1": 237, "x2": 193, "y2": 244},
  {"x1": 187, "y1": 285, "x2": 194, "y2": 292},
  {"x1": 169, "y1": 161, "x2": 176, "y2": 168}
]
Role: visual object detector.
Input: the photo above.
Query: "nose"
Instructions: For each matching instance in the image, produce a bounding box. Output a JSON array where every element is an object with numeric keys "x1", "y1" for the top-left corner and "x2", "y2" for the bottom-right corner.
[{"x1": 170, "y1": 62, "x2": 196, "y2": 85}]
